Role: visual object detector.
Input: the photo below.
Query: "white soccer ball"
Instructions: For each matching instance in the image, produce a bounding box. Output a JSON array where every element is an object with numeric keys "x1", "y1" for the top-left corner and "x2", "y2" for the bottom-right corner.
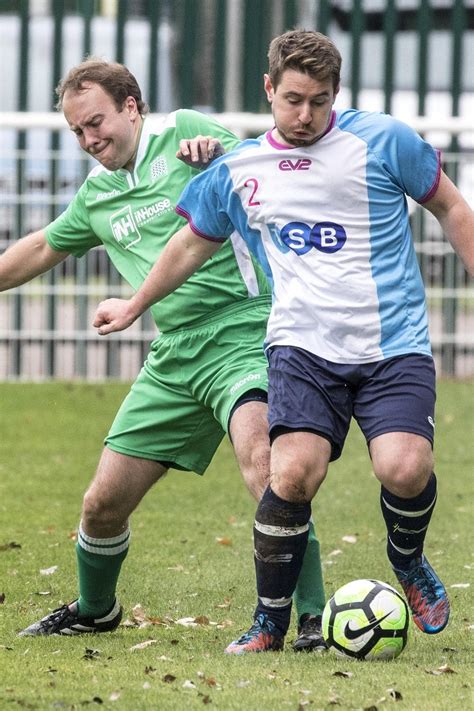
[{"x1": 322, "y1": 579, "x2": 409, "y2": 660}]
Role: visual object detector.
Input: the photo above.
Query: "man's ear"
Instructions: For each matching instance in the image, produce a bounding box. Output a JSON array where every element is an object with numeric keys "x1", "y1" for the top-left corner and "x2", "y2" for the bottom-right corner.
[
  {"x1": 263, "y1": 74, "x2": 274, "y2": 103},
  {"x1": 125, "y1": 96, "x2": 139, "y2": 119}
]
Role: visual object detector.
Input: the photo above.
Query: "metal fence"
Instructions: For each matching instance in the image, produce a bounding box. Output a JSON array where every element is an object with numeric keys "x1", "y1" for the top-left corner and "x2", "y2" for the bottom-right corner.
[
  {"x1": 0, "y1": 1, "x2": 473, "y2": 379},
  {"x1": 0, "y1": 114, "x2": 473, "y2": 380}
]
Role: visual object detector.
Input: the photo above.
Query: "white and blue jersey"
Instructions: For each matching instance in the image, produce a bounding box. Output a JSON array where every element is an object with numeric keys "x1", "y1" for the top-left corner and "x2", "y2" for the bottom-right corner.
[{"x1": 176, "y1": 109, "x2": 441, "y2": 364}]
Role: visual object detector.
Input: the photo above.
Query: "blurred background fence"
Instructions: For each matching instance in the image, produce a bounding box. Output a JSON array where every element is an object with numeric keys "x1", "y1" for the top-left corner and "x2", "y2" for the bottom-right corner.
[{"x1": 0, "y1": 0, "x2": 473, "y2": 379}]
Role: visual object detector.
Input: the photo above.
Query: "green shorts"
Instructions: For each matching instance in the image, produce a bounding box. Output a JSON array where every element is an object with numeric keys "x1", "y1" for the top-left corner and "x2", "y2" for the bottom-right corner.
[{"x1": 105, "y1": 297, "x2": 270, "y2": 474}]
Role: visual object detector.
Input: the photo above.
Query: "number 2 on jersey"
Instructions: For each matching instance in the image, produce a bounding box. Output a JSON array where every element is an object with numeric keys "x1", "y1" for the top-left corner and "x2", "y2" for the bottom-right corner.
[{"x1": 244, "y1": 178, "x2": 261, "y2": 206}]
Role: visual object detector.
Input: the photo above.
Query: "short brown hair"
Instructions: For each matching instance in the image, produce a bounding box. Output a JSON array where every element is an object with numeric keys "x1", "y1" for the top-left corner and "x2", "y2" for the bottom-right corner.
[
  {"x1": 55, "y1": 57, "x2": 149, "y2": 114},
  {"x1": 268, "y1": 30, "x2": 342, "y2": 90}
]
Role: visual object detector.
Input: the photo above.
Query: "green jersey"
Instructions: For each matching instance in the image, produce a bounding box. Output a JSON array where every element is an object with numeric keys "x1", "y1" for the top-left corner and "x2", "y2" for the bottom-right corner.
[{"x1": 45, "y1": 109, "x2": 270, "y2": 332}]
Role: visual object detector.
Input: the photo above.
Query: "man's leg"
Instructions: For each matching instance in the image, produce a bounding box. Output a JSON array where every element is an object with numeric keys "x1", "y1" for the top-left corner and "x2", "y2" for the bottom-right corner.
[
  {"x1": 229, "y1": 401, "x2": 327, "y2": 650},
  {"x1": 226, "y1": 430, "x2": 331, "y2": 654},
  {"x1": 371, "y1": 432, "x2": 449, "y2": 634},
  {"x1": 77, "y1": 448, "x2": 167, "y2": 616},
  {"x1": 19, "y1": 448, "x2": 166, "y2": 636}
]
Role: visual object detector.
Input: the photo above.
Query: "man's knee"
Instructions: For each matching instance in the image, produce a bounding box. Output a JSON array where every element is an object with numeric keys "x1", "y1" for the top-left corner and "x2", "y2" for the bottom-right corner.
[
  {"x1": 81, "y1": 484, "x2": 124, "y2": 530},
  {"x1": 372, "y1": 440, "x2": 434, "y2": 497}
]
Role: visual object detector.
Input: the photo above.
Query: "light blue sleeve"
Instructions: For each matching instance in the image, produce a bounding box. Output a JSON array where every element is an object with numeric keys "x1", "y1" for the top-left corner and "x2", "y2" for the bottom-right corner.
[
  {"x1": 176, "y1": 159, "x2": 236, "y2": 240},
  {"x1": 339, "y1": 110, "x2": 441, "y2": 203}
]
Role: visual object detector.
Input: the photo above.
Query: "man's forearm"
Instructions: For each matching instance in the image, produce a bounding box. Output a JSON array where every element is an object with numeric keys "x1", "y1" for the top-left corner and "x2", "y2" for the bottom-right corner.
[{"x1": 0, "y1": 230, "x2": 69, "y2": 291}]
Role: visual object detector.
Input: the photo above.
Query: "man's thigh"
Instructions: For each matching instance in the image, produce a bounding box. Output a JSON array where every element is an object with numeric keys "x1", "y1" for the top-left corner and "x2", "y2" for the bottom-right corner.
[
  {"x1": 267, "y1": 346, "x2": 353, "y2": 461},
  {"x1": 180, "y1": 301, "x2": 270, "y2": 432},
  {"x1": 105, "y1": 342, "x2": 225, "y2": 475},
  {"x1": 354, "y1": 354, "x2": 436, "y2": 446}
]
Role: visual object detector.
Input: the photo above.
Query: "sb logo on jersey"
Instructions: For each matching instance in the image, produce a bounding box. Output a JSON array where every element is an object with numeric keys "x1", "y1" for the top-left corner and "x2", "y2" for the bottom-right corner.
[{"x1": 274, "y1": 221, "x2": 346, "y2": 255}]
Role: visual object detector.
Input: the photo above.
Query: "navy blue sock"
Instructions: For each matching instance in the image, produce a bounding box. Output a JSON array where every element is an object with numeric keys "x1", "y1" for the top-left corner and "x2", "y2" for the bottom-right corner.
[
  {"x1": 381, "y1": 472, "x2": 437, "y2": 570},
  {"x1": 254, "y1": 486, "x2": 311, "y2": 636}
]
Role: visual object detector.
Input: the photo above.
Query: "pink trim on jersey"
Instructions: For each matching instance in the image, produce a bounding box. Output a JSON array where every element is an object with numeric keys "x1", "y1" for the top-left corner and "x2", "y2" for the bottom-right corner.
[
  {"x1": 266, "y1": 110, "x2": 336, "y2": 150},
  {"x1": 418, "y1": 149, "x2": 442, "y2": 204},
  {"x1": 175, "y1": 206, "x2": 226, "y2": 242}
]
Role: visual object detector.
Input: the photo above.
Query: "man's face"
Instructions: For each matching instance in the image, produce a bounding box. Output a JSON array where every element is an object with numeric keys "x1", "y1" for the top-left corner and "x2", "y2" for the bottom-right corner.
[
  {"x1": 264, "y1": 69, "x2": 338, "y2": 147},
  {"x1": 62, "y1": 82, "x2": 140, "y2": 171}
]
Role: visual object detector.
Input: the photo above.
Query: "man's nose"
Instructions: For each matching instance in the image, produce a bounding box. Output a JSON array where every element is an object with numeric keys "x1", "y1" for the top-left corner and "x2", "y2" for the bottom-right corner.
[
  {"x1": 298, "y1": 105, "x2": 312, "y2": 125},
  {"x1": 82, "y1": 128, "x2": 99, "y2": 149}
]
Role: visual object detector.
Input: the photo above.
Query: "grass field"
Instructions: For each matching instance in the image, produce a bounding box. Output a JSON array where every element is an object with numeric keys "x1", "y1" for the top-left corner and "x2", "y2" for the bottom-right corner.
[{"x1": 0, "y1": 381, "x2": 472, "y2": 710}]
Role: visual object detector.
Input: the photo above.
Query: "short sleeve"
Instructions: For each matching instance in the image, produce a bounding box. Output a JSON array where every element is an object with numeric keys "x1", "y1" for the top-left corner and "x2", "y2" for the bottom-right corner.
[{"x1": 45, "y1": 183, "x2": 102, "y2": 256}]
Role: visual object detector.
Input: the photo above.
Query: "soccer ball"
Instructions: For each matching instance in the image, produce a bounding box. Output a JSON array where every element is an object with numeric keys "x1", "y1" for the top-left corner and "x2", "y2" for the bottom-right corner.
[{"x1": 322, "y1": 579, "x2": 409, "y2": 660}]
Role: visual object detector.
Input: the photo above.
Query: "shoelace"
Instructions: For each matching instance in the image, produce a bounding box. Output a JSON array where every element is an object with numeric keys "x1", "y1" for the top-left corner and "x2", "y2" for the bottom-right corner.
[
  {"x1": 237, "y1": 614, "x2": 272, "y2": 643},
  {"x1": 41, "y1": 605, "x2": 73, "y2": 630},
  {"x1": 405, "y1": 565, "x2": 438, "y2": 603}
]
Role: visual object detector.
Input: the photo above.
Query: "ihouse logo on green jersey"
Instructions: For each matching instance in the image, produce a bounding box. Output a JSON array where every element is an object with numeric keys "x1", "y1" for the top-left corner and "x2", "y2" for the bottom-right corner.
[{"x1": 109, "y1": 199, "x2": 173, "y2": 249}]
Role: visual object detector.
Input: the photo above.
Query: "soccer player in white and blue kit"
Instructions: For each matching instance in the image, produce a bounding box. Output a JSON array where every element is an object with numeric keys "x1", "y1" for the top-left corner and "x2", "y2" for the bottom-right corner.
[{"x1": 94, "y1": 31, "x2": 474, "y2": 653}]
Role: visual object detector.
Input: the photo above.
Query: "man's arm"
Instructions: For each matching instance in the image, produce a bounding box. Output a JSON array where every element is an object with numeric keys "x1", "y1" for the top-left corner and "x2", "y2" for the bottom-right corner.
[
  {"x1": 93, "y1": 224, "x2": 222, "y2": 335},
  {"x1": 423, "y1": 171, "x2": 474, "y2": 276},
  {"x1": 0, "y1": 230, "x2": 70, "y2": 291}
]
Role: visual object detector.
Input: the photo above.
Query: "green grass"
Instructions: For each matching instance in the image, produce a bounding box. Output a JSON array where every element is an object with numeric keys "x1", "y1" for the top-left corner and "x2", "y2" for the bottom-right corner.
[{"x1": 0, "y1": 381, "x2": 472, "y2": 710}]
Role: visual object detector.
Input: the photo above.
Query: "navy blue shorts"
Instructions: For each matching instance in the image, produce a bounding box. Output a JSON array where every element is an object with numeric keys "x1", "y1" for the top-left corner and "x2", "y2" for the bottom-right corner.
[{"x1": 267, "y1": 346, "x2": 436, "y2": 461}]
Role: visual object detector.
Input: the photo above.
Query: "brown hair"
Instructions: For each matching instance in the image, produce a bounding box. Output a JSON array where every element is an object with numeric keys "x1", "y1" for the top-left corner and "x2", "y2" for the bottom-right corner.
[
  {"x1": 55, "y1": 57, "x2": 149, "y2": 114},
  {"x1": 268, "y1": 30, "x2": 342, "y2": 90}
]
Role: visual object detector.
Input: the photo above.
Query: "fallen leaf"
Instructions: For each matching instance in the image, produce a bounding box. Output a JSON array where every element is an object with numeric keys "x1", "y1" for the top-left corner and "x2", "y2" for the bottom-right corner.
[
  {"x1": 129, "y1": 640, "x2": 157, "y2": 651},
  {"x1": 425, "y1": 664, "x2": 456, "y2": 675},
  {"x1": 40, "y1": 566, "x2": 58, "y2": 576},
  {"x1": 162, "y1": 674, "x2": 176, "y2": 683},
  {"x1": 332, "y1": 671, "x2": 353, "y2": 678},
  {"x1": 109, "y1": 692, "x2": 121, "y2": 702},
  {"x1": 0, "y1": 542, "x2": 21, "y2": 551},
  {"x1": 83, "y1": 648, "x2": 100, "y2": 660},
  {"x1": 0, "y1": 593, "x2": 5, "y2": 604},
  {"x1": 183, "y1": 679, "x2": 197, "y2": 689},
  {"x1": 143, "y1": 682, "x2": 151, "y2": 689},
  {"x1": 450, "y1": 583, "x2": 470, "y2": 588},
  {"x1": 442, "y1": 647, "x2": 457, "y2": 652},
  {"x1": 236, "y1": 680, "x2": 251, "y2": 688},
  {"x1": 167, "y1": 564, "x2": 185, "y2": 572},
  {"x1": 216, "y1": 619, "x2": 234, "y2": 629},
  {"x1": 329, "y1": 549, "x2": 343, "y2": 556},
  {"x1": 216, "y1": 537, "x2": 232, "y2": 546},
  {"x1": 387, "y1": 688, "x2": 403, "y2": 701},
  {"x1": 144, "y1": 666, "x2": 157, "y2": 674},
  {"x1": 176, "y1": 616, "x2": 211, "y2": 627},
  {"x1": 216, "y1": 597, "x2": 231, "y2": 609},
  {"x1": 342, "y1": 535, "x2": 357, "y2": 544},
  {"x1": 35, "y1": 591, "x2": 51, "y2": 596}
]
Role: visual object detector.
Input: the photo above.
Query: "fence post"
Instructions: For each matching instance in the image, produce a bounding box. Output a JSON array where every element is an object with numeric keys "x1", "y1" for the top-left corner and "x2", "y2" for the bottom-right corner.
[
  {"x1": 416, "y1": 0, "x2": 431, "y2": 116},
  {"x1": 350, "y1": 0, "x2": 364, "y2": 109},
  {"x1": 383, "y1": 0, "x2": 397, "y2": 115},
  {"x1": 13, "y1": 0, "x2": 30, "y2": 377}
]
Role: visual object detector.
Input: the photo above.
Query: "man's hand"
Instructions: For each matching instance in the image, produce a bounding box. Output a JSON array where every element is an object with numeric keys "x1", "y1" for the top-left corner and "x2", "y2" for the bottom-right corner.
[
  {"x1": 176, "y1": 135, "x2": 225, "y2": 167},
  {"x1": 93, "y1": 298, "x2": 139, "y2": 335}
]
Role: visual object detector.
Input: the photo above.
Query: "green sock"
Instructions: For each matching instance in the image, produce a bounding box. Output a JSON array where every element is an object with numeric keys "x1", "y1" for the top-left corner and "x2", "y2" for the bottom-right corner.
[
  {"x1": 76, "y1": 524, "x2": 130, "y2": 617},
  {"x1": 294, "y1": 518, "x2": 325, "y2": 621}
]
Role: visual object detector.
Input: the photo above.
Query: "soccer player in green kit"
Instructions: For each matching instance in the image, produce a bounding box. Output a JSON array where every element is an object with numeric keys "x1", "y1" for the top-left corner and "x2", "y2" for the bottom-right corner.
[{"x1": 1, "y1": 58, "x2": 325, "y2": 649}]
